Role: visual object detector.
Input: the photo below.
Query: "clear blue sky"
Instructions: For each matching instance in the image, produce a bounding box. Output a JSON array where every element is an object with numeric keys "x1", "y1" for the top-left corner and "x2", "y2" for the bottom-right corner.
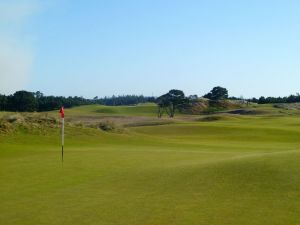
[{"x1": 1, "y1": 0, "x2": 300, "y2": 98}]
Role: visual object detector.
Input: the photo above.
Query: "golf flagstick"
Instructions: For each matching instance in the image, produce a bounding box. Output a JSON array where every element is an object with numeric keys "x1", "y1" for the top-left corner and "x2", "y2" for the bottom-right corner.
[{"x1": 60, "y1": 106, "x2": 65, "y2": 162}]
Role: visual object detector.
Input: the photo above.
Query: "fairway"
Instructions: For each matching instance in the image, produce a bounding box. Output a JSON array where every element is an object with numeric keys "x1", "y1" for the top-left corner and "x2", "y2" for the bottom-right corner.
[
  {"x1": 1, "y1": 105, "x2": 300, "y2": 225},
  {"x1": 2, "y1": 1, "x2": 300, "y2": 224}
]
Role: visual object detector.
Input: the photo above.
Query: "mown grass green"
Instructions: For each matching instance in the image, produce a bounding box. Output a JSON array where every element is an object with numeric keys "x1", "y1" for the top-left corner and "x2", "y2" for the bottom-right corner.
[{"x1": 0, "y1": 104, "x2": 300, "y2": 225}]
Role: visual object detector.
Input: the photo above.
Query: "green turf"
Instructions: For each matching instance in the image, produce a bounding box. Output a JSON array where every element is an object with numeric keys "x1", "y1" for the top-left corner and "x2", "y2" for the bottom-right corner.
[
  {"x1": 60, "y1": 103, "x2": 159, "y2": 117},
  {"x1": 1, "y1": 104, "x2": 300, "y2": 225}
]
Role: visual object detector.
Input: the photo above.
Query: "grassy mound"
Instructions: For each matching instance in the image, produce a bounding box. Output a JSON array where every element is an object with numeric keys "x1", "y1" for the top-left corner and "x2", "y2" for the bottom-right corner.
[
  {"x1": 64, "y1": 103, "x2": 158, "y2": 117},
  {"x1": 184, "y1": 99, "x2": 244, "y2": 115},
  {"x1": 274, "y1": 103, "x2": 300, "y2": 110},
  {"x1": 0, "y1": 113, "x2": 59, "y2": 134}
]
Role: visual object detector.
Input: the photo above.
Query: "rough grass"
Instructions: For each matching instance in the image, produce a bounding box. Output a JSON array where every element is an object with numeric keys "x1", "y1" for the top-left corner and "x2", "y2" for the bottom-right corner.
[
  {"x1": 1, "y1": 104, "x2": 300, "y2": 225},
  {"x1": 274, "y1": 103, "x2": 300, "y2": 110}
]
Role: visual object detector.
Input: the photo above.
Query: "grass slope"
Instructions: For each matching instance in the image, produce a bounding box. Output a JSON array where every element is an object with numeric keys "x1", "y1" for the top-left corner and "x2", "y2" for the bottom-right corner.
[
  {"x1": 62, "y1": 103, "x2": 158, "y2": 117},
  {"x1": 0, "y1": 104, "x2": 300, "y2": 225}
]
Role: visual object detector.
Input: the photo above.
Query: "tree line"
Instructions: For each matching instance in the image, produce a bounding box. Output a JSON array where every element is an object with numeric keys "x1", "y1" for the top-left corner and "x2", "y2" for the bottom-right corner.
[
  {"x1": 1, "y1": 88, "x2": 300, "y2": 113},
  {"x1": 249, "y1": 94, "x2": 300, "y2": 104},
  {"x1": 0, "y1": 91, "x2": 156, "y2": 112},
  {"x1": 0, "y1": 91, "x2": 91, "y2": 112},
  {"x1": 96, "y1": 95, "x2": 155, "y2": 106}
]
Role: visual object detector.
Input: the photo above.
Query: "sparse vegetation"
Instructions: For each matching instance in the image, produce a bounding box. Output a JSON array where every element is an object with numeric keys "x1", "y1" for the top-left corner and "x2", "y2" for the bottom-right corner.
[{"x1": 98, "y1": 120, "x2": 117, "y2": 132}]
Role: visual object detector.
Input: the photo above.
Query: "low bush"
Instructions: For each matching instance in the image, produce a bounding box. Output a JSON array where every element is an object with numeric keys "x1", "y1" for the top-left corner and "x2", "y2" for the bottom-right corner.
[{"x1": 98, "y1": 120, "x2": 117, "y2": 132}]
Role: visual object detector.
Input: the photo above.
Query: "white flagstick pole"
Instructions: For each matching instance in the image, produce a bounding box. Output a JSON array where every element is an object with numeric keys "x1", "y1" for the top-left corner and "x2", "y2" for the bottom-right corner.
[{"x1": 61, "y1": 117, "x2": 64, "y2": 162}]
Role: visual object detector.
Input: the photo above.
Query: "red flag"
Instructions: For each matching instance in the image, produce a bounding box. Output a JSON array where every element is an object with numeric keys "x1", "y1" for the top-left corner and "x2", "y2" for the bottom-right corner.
[{"x1": 60, "y1": 106, "x2": 65, "y2": 118}]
